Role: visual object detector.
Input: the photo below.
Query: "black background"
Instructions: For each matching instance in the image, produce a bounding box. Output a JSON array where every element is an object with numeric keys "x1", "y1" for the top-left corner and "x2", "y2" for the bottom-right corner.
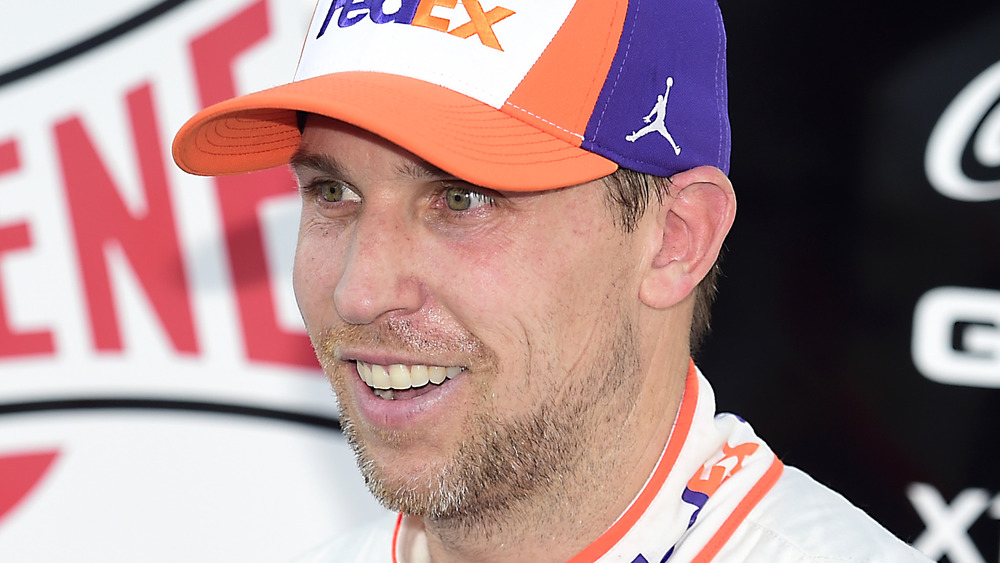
[{"x1": 703, "y1": 0, "x2": 1000, "y2": 556}]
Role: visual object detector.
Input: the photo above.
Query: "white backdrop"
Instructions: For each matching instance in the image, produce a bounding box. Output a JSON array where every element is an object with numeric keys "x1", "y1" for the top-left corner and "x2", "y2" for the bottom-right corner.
[{"x1": 0, "y1": 1, "x2": 388, "y2": 560}]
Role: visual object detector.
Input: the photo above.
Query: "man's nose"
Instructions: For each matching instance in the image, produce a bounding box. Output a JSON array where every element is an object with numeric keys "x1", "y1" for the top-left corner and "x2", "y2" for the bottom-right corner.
[{"x1": 333, "y1": 208, "x2": 425, "y2": 325}]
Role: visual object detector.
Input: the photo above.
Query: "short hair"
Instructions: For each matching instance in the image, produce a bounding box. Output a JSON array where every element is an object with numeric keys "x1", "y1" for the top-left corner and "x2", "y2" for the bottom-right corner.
[{"x1": 602, "y1": 167, "x2": 722, "y2": 355}]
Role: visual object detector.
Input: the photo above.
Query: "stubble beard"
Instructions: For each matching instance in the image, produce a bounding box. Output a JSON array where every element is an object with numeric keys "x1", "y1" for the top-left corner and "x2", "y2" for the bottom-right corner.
[{"x1": 316, "y1": 316, "x2": 642, "y2": 535}]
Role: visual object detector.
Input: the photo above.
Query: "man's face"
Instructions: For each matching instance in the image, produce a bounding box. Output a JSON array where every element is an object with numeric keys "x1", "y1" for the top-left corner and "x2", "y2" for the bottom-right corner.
[{"x1": 292, "y1": 117, "x2": 652, "y2": 525}]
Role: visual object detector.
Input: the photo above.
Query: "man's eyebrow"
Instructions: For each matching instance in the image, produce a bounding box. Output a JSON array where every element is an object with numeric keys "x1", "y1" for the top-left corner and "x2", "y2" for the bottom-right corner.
[
  {"x1": 289, "y1": 151, "x2": 346, "y2": 178},
  {"x1": 289, "y1": 150, "x2": 451, "y2": 182},
  {"x1": 395, "y1": 159, "x2": 452, "y2": 181}
]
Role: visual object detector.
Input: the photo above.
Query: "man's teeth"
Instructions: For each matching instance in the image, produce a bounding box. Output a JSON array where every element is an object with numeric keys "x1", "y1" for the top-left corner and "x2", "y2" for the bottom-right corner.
[{"x1": 357, "y1": 362, "x2": 462, "y2": 390}]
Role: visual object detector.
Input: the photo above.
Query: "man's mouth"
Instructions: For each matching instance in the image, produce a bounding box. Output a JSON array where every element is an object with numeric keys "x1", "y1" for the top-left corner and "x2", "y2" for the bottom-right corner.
[{"x1": 356, "y1": 361, "x2": 463, "y2": 400}]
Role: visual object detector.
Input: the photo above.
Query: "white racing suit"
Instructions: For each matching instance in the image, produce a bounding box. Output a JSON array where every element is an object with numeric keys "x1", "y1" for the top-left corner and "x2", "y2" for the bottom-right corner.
[{"x1": 296, "y1": 364, "x2": 932, "y2": 562}]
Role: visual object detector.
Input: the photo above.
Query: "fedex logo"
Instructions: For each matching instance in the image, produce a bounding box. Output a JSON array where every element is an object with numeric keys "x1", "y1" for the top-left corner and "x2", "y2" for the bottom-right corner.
[{"x1": 316, "y1": 0, "x2": 515, "y2": 51}]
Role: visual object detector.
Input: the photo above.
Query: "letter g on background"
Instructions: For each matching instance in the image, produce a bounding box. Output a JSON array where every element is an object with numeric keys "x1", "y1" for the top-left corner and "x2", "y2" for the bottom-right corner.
[{"x1": 912, "y1": 286, "x2": 1000, "y2": 387}]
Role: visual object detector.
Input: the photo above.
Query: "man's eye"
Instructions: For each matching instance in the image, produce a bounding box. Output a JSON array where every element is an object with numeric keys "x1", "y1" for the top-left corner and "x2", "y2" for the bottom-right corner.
[
  {"x1": 445, "y1": 187, "x2": 493, "y2": 211},
  {"x1": 314, "y1": 180, "x2": 359, "y2": 203}
]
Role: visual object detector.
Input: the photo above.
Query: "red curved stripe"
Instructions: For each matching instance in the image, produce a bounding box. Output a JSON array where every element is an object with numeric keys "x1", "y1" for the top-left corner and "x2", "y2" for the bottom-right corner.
[{"x1": 0, "y1": 450, "x2": 60, "y2": 524}]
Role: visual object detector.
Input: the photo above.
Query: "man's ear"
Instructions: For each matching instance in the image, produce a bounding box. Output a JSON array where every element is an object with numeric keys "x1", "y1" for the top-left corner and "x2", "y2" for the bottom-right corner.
[{"x1": 639, "y1": 166, "x2": 736, "y2": 309}]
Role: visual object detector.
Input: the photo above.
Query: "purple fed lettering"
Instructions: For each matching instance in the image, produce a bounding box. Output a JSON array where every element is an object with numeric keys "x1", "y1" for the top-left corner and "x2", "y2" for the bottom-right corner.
[
  {"x1": 316, "y1": 0, "x2": 422, "y2": 38},
  {"x1": 370, "y1": 0, "x2": 420, "y2": 24}
]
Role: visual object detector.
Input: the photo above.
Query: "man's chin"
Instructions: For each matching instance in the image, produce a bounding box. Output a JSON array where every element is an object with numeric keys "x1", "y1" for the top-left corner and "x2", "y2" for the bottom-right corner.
[
  {"x1": 357, "y1": 451, "x2": 469, "y2": 519},
  {"x1": 341, "y1": 414, "x2": 469, "y2": 518}
]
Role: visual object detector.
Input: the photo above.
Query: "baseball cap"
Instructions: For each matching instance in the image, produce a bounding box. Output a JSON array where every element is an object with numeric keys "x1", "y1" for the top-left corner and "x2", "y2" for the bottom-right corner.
[{"x1": 172, "y1": 0, "x2": 729, "y2": 191}]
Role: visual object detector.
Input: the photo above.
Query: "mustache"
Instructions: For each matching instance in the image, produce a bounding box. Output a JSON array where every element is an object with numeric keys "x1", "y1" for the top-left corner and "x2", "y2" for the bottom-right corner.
[{"x1": 312, "y1": 317, "x2": 495, "y2": 367}]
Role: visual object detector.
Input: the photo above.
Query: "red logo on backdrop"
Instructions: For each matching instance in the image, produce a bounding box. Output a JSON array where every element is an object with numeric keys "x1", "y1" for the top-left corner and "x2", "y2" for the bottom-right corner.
[
  {"x1": 0, "y1": 2, "x2": 364, "y2": 558},
  {"x1": 0, "y1": 0, "x2": 339, "y2": 532},
  {"x1": 0, "y1": 0, "x2": 315, "y2": 367}
]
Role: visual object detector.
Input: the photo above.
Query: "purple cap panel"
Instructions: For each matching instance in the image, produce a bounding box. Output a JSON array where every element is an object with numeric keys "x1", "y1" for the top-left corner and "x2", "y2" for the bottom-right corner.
[{"x1": 583, "y1": 0, "x2": 730, "y2": 177}]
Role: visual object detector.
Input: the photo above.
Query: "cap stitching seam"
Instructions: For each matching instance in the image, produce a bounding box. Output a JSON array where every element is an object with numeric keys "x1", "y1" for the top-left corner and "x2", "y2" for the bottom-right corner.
[
  {"x1": 503, "y1": 102, "x2": 585, "y2": 140},
  {"x1": 589, "y1": 0, "x2": 639, "y2": 140},
  {"x1": 714, "y1": 6, "x2": 725, "y2": 168},
  {"x1": 579, "y1": 0, "x2": 626, "y2": 131}
]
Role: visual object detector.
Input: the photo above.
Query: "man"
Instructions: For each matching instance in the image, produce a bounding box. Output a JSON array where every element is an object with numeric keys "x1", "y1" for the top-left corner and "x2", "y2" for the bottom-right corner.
[{"x1": 173, "y1": 0, "x2": 932, "y2": 561}]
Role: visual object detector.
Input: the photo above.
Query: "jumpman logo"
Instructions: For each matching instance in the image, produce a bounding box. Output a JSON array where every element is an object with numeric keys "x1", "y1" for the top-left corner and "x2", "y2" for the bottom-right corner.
[{"x1": 625, "y1": 77, "x2": 682, "y2": 155}]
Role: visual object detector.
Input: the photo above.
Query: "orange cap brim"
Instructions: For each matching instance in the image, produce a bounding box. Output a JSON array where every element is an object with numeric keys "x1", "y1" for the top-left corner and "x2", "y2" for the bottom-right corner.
[{"x1": 172, "y1": 72, "x2": 617, "y2": 191}]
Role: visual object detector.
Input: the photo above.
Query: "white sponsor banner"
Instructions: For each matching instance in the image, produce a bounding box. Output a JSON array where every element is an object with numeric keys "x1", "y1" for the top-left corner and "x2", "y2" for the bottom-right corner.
[{"x1": 0, "y1": 0, "x2": 387, "y2": 559}]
